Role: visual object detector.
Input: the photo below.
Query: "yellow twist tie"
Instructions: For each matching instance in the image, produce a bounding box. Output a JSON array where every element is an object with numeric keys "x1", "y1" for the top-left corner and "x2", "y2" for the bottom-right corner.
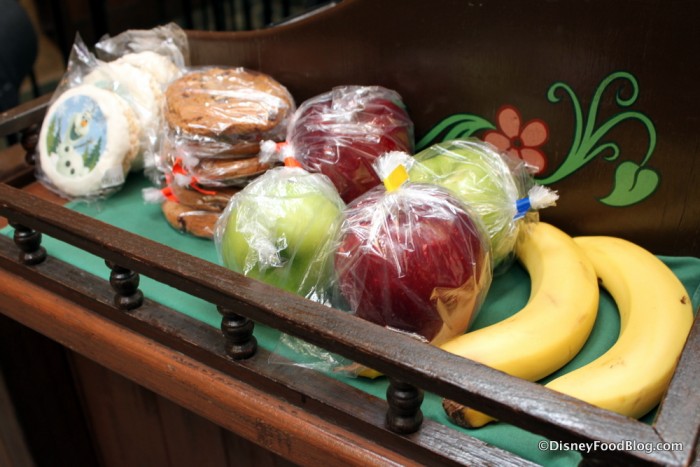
[{"x1": 383, "y1": 164, "x2": 409, "y2": 192}]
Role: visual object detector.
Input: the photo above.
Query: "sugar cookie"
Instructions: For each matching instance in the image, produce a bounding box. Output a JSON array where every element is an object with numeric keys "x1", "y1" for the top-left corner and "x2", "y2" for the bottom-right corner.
[{"x1": 38, "y1": 84, "x2": 139, "y2": 198}]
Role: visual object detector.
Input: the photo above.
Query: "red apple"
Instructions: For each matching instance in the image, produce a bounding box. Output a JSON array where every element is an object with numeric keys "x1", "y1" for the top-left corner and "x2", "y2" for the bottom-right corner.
[
  {"x1": 288, "y1": 86, "x2": 414, "y2": 203},
  {"x1": 334, "y1": 183, "x2": 492, "y2": 345}
]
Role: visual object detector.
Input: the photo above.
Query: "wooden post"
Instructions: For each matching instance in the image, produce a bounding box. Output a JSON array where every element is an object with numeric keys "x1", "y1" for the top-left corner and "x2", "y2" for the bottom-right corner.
[
  {"x1": 9, "y1": 222, "x2": 46, "y2": 265},
  {"x1": 385, "y1": 377, "x2": 423, "y2": 434},
  {"x1": 217, "y1": 305, "x2": 257, "y2": 360},
  {"x1": 105, "y1": 260, "x2": 143, "y2": 311}
]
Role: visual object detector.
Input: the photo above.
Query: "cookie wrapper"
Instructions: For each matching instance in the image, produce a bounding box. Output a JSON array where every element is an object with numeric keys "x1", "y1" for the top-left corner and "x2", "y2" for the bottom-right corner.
[
  {"x1": 155, "y1": 66, "x2": 295, "y2": 186},
  {"x1": 163, "y1": 66, "x2": 295, "y2": 139},
  {"x1": 50, "y1": 33, "x2": 182, "y2": 175},
  {"x1": 95, "y1": 22, "x2": 190, "y2": 69},
  {"x1": 37, "y1": 84, "x2": 140, "y2": 200}
]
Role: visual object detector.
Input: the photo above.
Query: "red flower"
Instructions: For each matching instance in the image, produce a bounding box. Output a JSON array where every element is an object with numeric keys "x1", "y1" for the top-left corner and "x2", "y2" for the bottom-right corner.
[{"x1": 483, "y1": 105, "x2": 549, "y2": 174}]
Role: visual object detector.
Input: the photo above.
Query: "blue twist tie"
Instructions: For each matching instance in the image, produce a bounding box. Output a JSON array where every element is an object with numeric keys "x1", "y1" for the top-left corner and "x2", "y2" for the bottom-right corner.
[{"x1": 514, "y1": 197, "x2": 531, "y2": 220}]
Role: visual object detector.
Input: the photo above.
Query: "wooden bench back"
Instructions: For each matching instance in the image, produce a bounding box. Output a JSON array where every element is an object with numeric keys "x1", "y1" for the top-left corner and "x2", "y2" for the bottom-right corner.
[{"x1": 188, "y1": 0, "x2": 700, "y2": 257}]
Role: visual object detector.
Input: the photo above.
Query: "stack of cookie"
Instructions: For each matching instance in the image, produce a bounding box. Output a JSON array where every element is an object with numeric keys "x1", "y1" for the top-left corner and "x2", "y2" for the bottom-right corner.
[
  {"x1": 37, "y1": 50, "x2": 182, "y2": 200},
  {"x1": 158, "y1": 67, "x2": 295, "y2": 238}
]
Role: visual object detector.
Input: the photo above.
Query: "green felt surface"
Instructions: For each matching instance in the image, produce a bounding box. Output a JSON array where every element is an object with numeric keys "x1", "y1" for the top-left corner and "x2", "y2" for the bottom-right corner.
[{"x1": 3, "y1": 175, "x2": 700, "y2": 466}]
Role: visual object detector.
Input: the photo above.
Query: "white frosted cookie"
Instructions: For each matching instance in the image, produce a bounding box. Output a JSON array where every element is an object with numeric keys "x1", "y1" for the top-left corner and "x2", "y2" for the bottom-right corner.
[
  {"x1": 115, "y1": 50, "x2": 181, "y2": 87},
  {"x1": 83, "y1": 61, "x2": 163, "y2": 130},
  {"x1": 38, "y1": 84, "x2": 140, "y2": 198},
  {"x1": 83, "y1": 60, "x2": 164, "y2": 170}
]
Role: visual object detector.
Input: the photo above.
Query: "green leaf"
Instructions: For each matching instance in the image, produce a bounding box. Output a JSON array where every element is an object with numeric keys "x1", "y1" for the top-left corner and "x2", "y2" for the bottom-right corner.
[
  {"x1": 416, "y1": 114, "x2": 495, "y2": 151},
  {"x1": 599, "y1": 161, "x2": 659, "y2": 207}
]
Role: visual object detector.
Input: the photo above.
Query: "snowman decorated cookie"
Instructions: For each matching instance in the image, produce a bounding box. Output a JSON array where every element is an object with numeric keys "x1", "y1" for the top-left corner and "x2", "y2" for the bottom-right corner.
[{"x1": 38, "y1": 84, "x2": 140, "y2": 198}]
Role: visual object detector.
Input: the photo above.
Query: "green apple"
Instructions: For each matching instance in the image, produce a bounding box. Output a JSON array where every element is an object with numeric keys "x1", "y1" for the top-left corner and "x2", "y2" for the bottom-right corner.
[
  {"x1": 218, "y1": 167, "x2": 345, "y2": 300},
  {"x1": 409, "y1": 139, "x2": 522, "y2": 267}
]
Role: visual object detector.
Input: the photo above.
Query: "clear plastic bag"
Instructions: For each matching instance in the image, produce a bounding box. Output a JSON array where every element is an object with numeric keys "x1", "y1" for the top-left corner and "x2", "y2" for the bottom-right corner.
[
  {"x1": 410, "y1": 138, "x2": 557, "y2": 270},
  {"x1": 271, "y1": 152, "x2": 493, "y2": 376},
  {"x1": 155, "y1": 67, "x2": 295, "y2": 186},
  {"x1": 94, "y1": 22, "x2": 190, "y2": 69},
  {"x1": 333, "y1": 152, "x2": 493, "y2": 346},
  {"x1": 285, "y1": 85, "x2": 415, "y2": 203},
  {"x1": 35, "y1": 34, "x2": 133, "y2": 200},
  {"x1": 37, "y1": 83, "x2": 140, "y2": 200},
  {"x1": 214, "y1": 165, "x2": 346, "y2": 303}
]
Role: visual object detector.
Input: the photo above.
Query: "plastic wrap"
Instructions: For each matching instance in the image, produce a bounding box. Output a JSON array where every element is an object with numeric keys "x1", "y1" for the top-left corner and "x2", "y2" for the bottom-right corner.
[
  {"x1": 285, "y1": 85, "x2": 414, "y2": 203},
  {"x1": 333, "y1": 152, "x2": 492, "y2": 346},
  {"x1": 409, "y1": 139, "x2": 557, "y2": 270},
  {"x1": 160, "y1": 144, "x2": 273, "y2": 188},
  {"x1": 82, "y1": 59, "x2": 166, "y2": 171},
  {"x1": 95, "y1": 22, "x2": 190, "y2": 69},
  {"x1": 36, "y1": 29, "x2": 185, "y2": 202},
  {"x1": 156, "y1": 67, "x2": 295, "y2": 187},
  {"x1": 37, "y1": 83, "x2": 140, "y2": 200},
  {"x1": 214, "y1": 165, "x2": 346, "y2": 302},
  {"x1": 163, "y1": 66, "x2": 294, "y2": 138}
]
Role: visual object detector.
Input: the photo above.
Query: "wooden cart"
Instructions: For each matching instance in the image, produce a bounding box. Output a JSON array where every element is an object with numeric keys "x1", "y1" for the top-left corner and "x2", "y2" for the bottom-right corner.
[{"x1": 0, "y1": 1, "x2": 698, "y2": 465}]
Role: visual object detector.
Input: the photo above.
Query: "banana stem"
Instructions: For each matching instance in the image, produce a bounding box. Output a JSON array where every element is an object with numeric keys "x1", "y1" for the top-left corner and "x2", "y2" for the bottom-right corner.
[{"x1": 442, "y1": 398, "x2": 496, "y2": 428}]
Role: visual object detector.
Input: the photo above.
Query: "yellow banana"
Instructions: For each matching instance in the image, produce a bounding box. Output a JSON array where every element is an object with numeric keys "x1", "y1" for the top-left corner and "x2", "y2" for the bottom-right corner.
[
  {"x1": 543, "y1": 236, "x2": 694, "y2": 419},
  {"x1": 441, "y1": 221, "x2": 600, "y2": 428}
]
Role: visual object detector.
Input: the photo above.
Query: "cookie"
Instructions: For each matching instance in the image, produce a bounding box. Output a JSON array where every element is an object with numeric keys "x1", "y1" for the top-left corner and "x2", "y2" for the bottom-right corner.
[
  {"x1": 162, "y1": 129, "x2": 262, "y2": 160},
  {"x1": 164, "y1": 67, "x2": 294, "y2": 138},
  {"x1": 162, "y1": 200, "x2": 220, "y2": 239},
  {"x1": 84, "y1": 61, "x2": 163, "y2": 128},
  {"x1": 186, "y1": 155, "x2": 271, "y2": 186},
  {"x1": 169, "y1": 183, "x2": 240, "y2": 212},
  {"x1": 84, "y1": 60, "x2": 165, "y2": 171},
  {"x1": 38, "y1": 84, "x2": 140, "y2": 198},
  {"x1": 115, "y1": 50, "x2": 181, "y2": 87}
]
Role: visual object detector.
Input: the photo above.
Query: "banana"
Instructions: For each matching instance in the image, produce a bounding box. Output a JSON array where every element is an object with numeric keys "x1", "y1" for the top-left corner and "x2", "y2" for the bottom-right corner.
[
  {"x1": 542, "y1": 236, "x2": 694, "y2": 419},
  {"x1": 441, "y1": 221, "x2": 600, "y2": 428}
]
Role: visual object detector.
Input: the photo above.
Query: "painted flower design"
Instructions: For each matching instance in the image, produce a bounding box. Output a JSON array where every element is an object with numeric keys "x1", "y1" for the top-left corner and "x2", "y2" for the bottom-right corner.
[{"x1": 483, "y1": 105, "x2": 549, "y2": 174}]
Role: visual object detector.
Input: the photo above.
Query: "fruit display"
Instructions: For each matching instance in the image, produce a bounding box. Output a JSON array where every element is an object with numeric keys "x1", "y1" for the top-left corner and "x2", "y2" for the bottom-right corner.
[
  {"x1": 215, "y1": 165, "x2": 345, "y2": 301},
  {"x1": 409, "y1": 139, "x2": 557, "y2": 268},
  {"x1": 334, "y1": 154, "x2": 492, "y2": 345},
  {"x1": 440, "y1": 221, "x2": 600, "y2": 427},
  {"x1": 442, "y1": 227, "x2": 694, "y2": 428},
  {"x1": 286, "y1": 86, "x2": 414, "y2": 203}
]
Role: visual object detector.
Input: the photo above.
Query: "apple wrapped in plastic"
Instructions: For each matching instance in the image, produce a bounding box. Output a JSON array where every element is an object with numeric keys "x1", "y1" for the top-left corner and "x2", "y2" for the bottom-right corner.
[
  {"x1": 215, "y1": 166, "x2": 345, "y2": 301},
  {"x1": 334, "y1": 176, "x2": 492, "y2": 345},
  {"x1": 288, "y1": 86, "x2": 414, "y2": 203},
  {"x1": 409, "y1": 139, "x2": 527, "y2": 268}
]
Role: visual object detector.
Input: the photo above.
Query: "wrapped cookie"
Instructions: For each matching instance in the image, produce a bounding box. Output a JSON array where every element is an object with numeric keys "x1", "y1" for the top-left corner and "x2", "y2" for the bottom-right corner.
[
  {"x1": 151, "y1": 66, "x2": 295, "y2": 237},
  {"x1": 37, "y1": 84, "x2": 140, "y2": 199},
  {"x1": 83, "y1": 60, "x2": 167, "y2": 171},
  {"x1": 160, "y1": 66, "x2": 295, "y2": 166}
]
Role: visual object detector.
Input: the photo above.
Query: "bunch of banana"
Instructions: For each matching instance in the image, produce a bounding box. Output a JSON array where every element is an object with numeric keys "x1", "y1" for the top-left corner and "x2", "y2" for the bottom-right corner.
[
  {"x1": 443, "y1": 230, "x2": 694, "y2": 429},
  {"x1": 441, "y1": 221, "x2": 600, "y2": 428},
  {"x1": 542, "y1": 236, "x2": 694, "y2": 419}
]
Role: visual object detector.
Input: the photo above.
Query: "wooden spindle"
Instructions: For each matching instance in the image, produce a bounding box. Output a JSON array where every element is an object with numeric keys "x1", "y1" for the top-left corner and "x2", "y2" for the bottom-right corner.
[
  {"x1": 21, "y1": 124, "x2": 39, "y2": 166},
  {"x1": 9, "y1": 221, "x2": 46, "y2": 265},
  {"x1": 385, "y1": 378, "x2": 424, "y2": 434},
  {"x1": 217, "y1": 305, "x2": 257, "y2": 360},
  {"x1": 105, "y1": 260, "x2": 143, "y2": 311}
]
